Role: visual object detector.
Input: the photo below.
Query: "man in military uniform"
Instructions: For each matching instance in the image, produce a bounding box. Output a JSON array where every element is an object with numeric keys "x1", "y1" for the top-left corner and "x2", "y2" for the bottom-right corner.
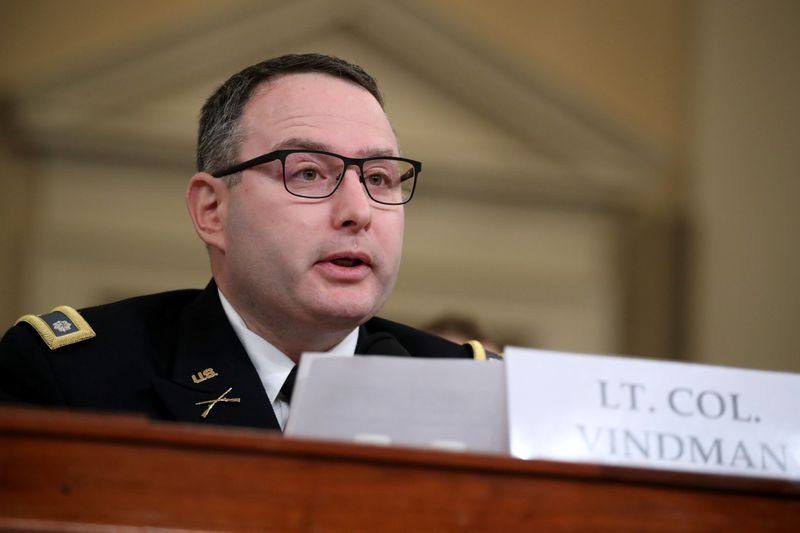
[{"x1": 0, "y1": 54, "x2": 490, "y2": 431}]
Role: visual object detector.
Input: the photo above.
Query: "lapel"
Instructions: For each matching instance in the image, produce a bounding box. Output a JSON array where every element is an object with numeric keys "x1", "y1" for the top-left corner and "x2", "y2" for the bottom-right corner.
[{"x1": 151, "y1": 281, "x2": 280, "y2": 430}]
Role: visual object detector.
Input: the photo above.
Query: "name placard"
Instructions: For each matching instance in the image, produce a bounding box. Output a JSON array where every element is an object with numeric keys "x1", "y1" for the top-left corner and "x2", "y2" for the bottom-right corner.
[{"x1": 505, "y1": 347, "x2": 800, "y2": 480}]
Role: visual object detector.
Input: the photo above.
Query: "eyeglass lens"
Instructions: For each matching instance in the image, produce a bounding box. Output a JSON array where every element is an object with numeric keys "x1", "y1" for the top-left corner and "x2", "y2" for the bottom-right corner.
[{"x1": 284, "y1": 152, "x2": 415, "y2": 204}]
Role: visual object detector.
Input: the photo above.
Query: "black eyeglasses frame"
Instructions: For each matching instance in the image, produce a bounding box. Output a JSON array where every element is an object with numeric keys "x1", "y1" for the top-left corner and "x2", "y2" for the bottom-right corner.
[{"x1": 210, "y1": 149, "x2": 421, "y2": 205}]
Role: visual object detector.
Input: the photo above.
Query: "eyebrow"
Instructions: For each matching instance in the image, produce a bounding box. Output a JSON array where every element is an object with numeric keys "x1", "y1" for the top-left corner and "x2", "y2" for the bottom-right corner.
[{"x1": 273, "y1": 137, "x2": 397, "y2": 158}]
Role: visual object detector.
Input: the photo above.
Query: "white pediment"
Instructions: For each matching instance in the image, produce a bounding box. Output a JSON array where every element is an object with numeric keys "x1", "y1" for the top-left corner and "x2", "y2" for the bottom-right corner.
[{"x1": 18, "y1": 0, "x2": 665, "y2": 210}]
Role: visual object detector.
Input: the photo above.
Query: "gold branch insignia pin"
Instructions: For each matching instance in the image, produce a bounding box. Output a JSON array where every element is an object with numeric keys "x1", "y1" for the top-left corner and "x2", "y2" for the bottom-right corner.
[{"x1": 195, "y1": 387, "x2": 241, "y2": 419}]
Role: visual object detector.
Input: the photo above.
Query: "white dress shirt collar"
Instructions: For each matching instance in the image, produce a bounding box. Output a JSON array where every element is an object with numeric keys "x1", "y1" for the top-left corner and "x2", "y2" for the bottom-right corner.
[{"x1": 217, "y1": 289, "x2": 357, "y2": 428}]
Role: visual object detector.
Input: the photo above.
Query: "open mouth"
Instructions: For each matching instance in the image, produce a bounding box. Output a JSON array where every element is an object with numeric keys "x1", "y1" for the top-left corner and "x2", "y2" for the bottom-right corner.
[
  {"x1": 318, "y1": 253, "x2": 372, "y2": 280},
  {"x1": 330, "y1": 258, "x2": 365, "y2": 267}
]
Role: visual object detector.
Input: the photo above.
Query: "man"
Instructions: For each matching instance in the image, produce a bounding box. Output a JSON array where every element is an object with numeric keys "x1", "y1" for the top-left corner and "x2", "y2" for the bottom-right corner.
[{"x1": 0, "y1": 54, "x2": 487, "y2": 431}]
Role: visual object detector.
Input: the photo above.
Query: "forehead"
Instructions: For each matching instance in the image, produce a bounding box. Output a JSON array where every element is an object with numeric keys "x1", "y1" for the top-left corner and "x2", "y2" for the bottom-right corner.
[{"x1": 239, "y1": 72, "x2": 397, "y2": 155}]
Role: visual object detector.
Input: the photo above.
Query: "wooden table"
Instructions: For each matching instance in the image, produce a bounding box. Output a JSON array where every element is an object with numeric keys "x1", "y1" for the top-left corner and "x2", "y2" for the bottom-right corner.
[{"x1": 1, "y1": 406, "x2": 798, "y2": 531}]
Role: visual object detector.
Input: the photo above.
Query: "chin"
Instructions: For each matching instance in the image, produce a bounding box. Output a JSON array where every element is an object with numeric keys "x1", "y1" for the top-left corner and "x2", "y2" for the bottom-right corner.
[
  {"x1": 312, "y1": 297, "x2": 383, "y2": 326},
  {"x1": 301, "y1": 282, "x2": 390, "y2": 323},
  {"x1": 321, "y1": 304, "x2": 375, "y2": 324}
]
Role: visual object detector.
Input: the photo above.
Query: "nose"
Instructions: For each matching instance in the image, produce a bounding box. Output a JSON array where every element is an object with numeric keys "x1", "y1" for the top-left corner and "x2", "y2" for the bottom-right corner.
[{"x1": 331, "y1": 166, "x2": 372, "y2": 231}]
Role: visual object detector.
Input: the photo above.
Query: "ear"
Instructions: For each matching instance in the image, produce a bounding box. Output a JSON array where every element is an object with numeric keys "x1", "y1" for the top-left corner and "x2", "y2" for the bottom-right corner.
[{"x1": 186, "y1": 172, "x2": 228, "y2": 252}]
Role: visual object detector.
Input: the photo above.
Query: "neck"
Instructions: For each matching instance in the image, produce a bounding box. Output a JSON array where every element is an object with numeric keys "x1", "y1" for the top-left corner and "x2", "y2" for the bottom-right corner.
[
  {"x1": 217, "y1": 285, "x2": 355, "y2": 363},
  {"x1": 247, "y1": 320, "x2": 352, "y2": 363}
]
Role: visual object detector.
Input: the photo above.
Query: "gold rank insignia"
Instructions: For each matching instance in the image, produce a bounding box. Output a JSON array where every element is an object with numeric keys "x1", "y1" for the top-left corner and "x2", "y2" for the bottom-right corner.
[{"x1": 16, "y1": 305, "x2": 96, "y2": 350}]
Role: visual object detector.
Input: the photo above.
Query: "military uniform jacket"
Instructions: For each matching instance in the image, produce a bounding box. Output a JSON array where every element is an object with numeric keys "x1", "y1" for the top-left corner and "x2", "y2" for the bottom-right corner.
[{"x1": 0, "y1": 281, "x2": 473, "y2": 431}]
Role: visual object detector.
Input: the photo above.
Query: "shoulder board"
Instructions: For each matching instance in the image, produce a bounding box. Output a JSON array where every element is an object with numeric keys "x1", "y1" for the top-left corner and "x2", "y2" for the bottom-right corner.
[
  {"x1": 15, "y1": 305, "x2": 96, "y2": 350},
  {"x1": 464, "y1": 340, "x2": 503, "y2": 361}
]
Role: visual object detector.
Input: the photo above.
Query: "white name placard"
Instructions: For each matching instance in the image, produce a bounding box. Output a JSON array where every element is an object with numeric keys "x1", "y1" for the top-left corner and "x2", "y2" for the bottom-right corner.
[{"x1": 505, "y1": 347, "x2": 800, "y2": 480}]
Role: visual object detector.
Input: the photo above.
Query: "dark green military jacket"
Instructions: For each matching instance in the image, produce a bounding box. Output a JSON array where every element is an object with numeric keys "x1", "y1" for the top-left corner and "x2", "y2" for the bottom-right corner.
[{"x1": 0, "y1": 281, "x2": 475, "y2": 431}]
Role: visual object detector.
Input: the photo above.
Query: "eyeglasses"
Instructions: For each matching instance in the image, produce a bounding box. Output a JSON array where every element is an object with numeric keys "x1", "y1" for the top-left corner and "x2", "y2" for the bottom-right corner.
[{"x1": 211, "y1": 149, "x2": 420, "y2": 205}]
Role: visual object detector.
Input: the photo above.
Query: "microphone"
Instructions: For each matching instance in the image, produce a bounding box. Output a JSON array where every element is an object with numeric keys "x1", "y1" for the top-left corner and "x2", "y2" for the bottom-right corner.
[{"x1": 358, "y1": 332, "x2": 410, "y2": 356}]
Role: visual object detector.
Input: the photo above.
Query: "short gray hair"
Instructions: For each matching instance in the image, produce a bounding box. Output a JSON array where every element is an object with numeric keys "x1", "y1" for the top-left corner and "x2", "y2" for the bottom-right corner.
[{"x1": 196, "y1": 53, "x2": 384, "y2": 186}]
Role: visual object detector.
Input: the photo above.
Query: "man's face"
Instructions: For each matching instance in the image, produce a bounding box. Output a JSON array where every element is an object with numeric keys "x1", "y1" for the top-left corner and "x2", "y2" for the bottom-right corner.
[{"x1": 218, "y1": 73, "x2": 404, "y2": 338}]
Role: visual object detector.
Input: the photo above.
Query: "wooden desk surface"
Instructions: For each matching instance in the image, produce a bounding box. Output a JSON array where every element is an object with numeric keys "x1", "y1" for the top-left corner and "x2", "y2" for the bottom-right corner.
[{"x1": 1, "y1": 406, "x2": 798, "y2": 532}]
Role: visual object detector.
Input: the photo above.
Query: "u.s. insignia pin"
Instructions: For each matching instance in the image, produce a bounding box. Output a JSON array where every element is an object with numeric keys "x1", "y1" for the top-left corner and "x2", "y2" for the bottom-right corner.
[{"x1": 191, "y1": 368, "x2": 219, "y2": 384}]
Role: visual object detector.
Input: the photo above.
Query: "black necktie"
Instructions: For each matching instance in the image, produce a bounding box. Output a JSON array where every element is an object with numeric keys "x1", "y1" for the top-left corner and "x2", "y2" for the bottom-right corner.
[{"x1": 279, "y1": 365, "x2": 297, "y2": 403}]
